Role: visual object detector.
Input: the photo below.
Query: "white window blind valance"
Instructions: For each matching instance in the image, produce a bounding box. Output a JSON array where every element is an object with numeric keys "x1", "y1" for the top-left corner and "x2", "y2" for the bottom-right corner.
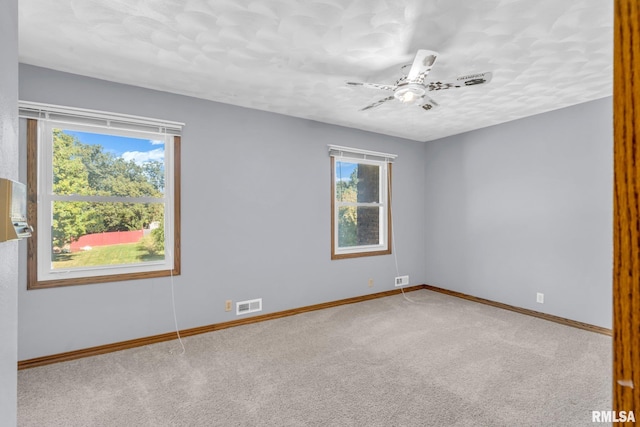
[
  {"x1": 18, "y1": 101, "x2": 184, "y2": 136},
  {"x1": 328, "y1": 145, "x2": 397, "y2": 163}
]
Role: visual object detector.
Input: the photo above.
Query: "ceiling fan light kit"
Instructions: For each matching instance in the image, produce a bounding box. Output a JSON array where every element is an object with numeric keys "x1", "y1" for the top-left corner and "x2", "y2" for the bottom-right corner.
[
  {"x1": 347, "y1": 49, "x2": 492, "y2": 112},
  {"x1": 394, "y1": 84, "x2": 426, "y2": 104}
]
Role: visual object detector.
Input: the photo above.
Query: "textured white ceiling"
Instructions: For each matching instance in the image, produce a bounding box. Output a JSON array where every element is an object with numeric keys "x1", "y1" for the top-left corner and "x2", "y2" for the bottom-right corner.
[{"x1": 18, "y1": 0, "x2": 613, "y2": 142}]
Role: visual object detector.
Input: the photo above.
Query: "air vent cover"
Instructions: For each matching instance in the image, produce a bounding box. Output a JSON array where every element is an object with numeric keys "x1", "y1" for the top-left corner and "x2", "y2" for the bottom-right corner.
[{"x1": 236, "y1": 298, "x2": 262, "y2": 315}]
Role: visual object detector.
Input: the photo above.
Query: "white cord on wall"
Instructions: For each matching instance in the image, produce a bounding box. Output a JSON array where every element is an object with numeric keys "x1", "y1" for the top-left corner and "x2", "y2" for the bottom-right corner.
[
  {"x1": 166, "y1": 132, "x2": 185, "y2": 355},
  {"x1": 169, "y1": 264, "x2": 186, "y2": 355},
  {"x1": 388, "y1": 164, "x2": 415, "y2": 303}
]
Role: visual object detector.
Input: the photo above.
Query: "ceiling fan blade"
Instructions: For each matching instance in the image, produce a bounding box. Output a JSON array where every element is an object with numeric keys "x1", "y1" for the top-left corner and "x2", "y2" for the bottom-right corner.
[
  {"x1": 347, "y1": 81, "x2": 396, "y2": 91},
  {"x1": 361, "y1": 96, "x2": 395, "y2": 111},
  {"x1": 427, "y1": 72, "x2": 493, "y2": 91},
  {"x1": 418, "y1": 96, "x2": 439, "y2": 111},
  {"x1": 456, "y1": 71, "x2": 493, "y2": 86},
  {"x1": 406, "y1": 49, "x2": 438, "y2": 83}
]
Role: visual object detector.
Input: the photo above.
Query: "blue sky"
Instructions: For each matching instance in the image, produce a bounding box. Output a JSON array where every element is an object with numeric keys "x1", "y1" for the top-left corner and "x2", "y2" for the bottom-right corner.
[
  {"x1": 335, "y1": 160, "x2": 357, "y2": 182},
  {"x1": 64, "y1": 130, "x2": 164, "y2": 165}
]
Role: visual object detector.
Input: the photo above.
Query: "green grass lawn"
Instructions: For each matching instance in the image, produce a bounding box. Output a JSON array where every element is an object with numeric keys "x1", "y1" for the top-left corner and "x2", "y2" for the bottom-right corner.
[{"x1": 53, "y1": 242, "x2": 164, "y2": 269}]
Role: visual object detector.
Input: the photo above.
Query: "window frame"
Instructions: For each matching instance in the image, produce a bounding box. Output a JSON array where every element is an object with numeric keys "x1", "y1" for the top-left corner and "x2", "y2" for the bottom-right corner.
[
  {"x1": 26, "y1": 118, "x2": 181, "y2": 289},
  {"x1": 330, "y1": 155, "x2": 393, "y2": 260}
]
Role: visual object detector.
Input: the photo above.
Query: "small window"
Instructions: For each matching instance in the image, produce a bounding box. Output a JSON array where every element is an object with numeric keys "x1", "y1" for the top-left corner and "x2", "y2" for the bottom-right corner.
[
  {"x1": 329, "y1": 145, "x2": 395, "y2": 259},
  {"x1": 22, "y1": 103, "x2": 182, "y2": 288}
]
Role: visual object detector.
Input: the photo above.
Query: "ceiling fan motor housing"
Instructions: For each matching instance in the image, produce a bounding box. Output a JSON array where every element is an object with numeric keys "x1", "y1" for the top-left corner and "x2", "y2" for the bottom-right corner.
[{"x1": 394, "y1": 83, "x2": 426, "y2": 104}]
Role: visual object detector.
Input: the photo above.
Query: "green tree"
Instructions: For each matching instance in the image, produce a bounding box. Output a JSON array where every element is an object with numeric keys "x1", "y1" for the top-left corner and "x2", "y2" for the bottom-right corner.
[
  {"x1": 52, "y1": 129, "x2": 165, "y2": 247},
  {"x1": 52, "y1": 130, "x2": 92, "y2": 248},
  {"x1": 336, "y1": 166, "x2": 358, "y2": 247},
  {"x1": 151, "y1": 226, "x2": 165, "y2": 252},
  {"x1": 143, "y1": 161, "x2": 165, "y2": 192}
]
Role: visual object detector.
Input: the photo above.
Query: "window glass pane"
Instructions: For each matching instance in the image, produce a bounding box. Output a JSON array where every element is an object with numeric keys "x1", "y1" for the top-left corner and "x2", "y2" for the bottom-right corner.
[
  {"x1": 335, "y1": 161, "x2": 380, "y2": 203},
  {"x1": 338, "y1": 206, "x2": 358, "y2": 247},
  {"x1": 53, "y1": 129, "x2": 165, "y2": 197},
  {"x1": 338, "y1": 206, "x2": 381, "y2": 248},
  {"x1": 51, "y1": 201, "x2": 165, "y2": 269},
  {"x1": 335, "y1": 161, "x2": 357, "y2": 202},
  {"x1": 356, "y1": 206, "x2": 381, "y2": 245},
  {"x1": 356, "y1": 164, "x2": 380, "y2": 204}
]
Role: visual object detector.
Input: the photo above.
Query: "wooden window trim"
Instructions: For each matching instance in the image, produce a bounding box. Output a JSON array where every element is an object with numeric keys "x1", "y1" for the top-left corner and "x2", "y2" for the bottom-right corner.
[
  {"x1": 26, "y1": 118, "x2": 181, "y2": 289},
  {"x1": 330, "y1": 157, "x2": 392, "y2": 260}
]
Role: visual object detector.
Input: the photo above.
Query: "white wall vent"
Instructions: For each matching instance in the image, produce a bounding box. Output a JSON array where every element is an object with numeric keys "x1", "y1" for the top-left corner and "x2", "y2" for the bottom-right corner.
[{"x1": 236, "y1": 298, "x2": 262, "y2": 315}]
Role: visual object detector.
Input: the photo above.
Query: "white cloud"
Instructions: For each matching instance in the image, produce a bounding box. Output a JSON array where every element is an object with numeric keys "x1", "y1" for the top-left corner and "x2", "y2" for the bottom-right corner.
[
  {"x1": 150, "y1": 140, "x2": 165, "y2": 145},
  {"x1": 121, "y1": 148, "x2": 164, "y2": 165}
]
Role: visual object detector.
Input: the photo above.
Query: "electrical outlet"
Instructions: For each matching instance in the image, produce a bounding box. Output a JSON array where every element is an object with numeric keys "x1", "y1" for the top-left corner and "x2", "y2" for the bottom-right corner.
[
  {"x1": 536, "y1": 293, "x2": 544, "y2": 304},
  {"x1": 368, "y1": 278, "x2": 374, "y2": 287},
  {"x1": 395, "y1": 275, "x2": 409, "y2": 287},
  {"x1": 225, "y1": 300, "x2": 232, "y2": 311}
]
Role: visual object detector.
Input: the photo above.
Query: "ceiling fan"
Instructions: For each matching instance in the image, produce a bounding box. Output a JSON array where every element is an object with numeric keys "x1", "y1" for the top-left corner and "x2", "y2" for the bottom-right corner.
[{"x1": 347, "y1": 50, "x2": 492, "y2": 111}]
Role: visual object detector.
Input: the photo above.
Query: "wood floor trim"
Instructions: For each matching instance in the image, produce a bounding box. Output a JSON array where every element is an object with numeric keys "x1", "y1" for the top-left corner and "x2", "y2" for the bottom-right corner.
[
  {"x1": 17, "y1": 285, "x2": 424, "y2": 370},
  {"x1": 18, "y1": 284, "x2": 611, "y2": 370},
  {"x1": 423, "y1": 284, "x2": 612, "y2": 336}
]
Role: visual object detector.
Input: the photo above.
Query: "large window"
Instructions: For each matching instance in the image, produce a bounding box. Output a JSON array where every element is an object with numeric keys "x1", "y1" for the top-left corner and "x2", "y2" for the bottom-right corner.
[
  {"x1": 330, "y1": 145, "x2": 395, "y2": 259},
  {"x1": 22, "y1": 102, "x2": 182, "y2": 288}
]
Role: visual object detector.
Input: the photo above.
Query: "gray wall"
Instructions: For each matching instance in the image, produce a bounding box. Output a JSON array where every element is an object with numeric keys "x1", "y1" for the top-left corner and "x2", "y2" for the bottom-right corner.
[
  {"x1": 17, "y1": 64, "x2": 613, "y2": 361},
  {"x1": 0, "y1": 0, "x2": 19, "y2": 424},
  {"x1": 423, "y1": 98, "x2": 612, "y2": 328},
  {"x1": 18, "y1": 64, "x2": 428, "y2": 360}
]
